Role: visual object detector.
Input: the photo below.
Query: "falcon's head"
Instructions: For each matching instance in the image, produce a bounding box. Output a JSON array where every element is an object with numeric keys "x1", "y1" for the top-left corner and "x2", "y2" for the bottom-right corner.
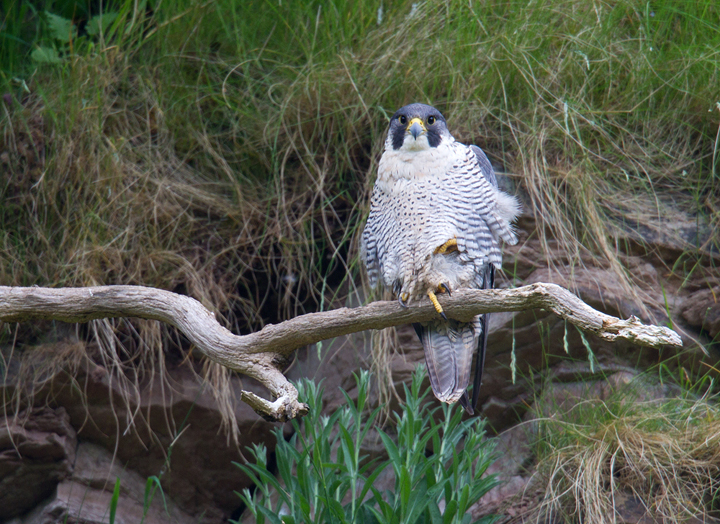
[{"x1": 387, "y1": 103, "x2": 452, "y2": 152}]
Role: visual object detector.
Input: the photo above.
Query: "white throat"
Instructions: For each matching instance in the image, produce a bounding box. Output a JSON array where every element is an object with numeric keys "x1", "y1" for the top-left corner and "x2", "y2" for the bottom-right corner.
[{"x1": 378, "y1": 133, "x2": 456, "y2": 182}]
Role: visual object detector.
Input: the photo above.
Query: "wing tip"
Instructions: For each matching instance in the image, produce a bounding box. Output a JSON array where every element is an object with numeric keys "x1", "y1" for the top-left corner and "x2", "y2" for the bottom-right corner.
[{"x1": 459, "y1": 392, "x2": 475, "y2": 415}]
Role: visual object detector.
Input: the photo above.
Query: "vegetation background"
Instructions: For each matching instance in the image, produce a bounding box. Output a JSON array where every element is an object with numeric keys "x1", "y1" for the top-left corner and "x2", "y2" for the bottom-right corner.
[
  {"x1": 1, "y1": 0, "x2": 719, "y2": 522},
  {"x1": 3, "y1": 0, "x2": 719, "y2": 325}
]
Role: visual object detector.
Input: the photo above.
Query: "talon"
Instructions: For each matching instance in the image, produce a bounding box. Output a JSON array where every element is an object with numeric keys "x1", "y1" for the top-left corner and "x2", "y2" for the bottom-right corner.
[
  {"x1": 434, "y1": 237, "x2": 458, "y2": 255},
  {"x1": 438, "y1": 283, "x2": 452, "y2": 296},
  {"x1": 427, "y1": 290, "x2": 447, "y2": 320},
  {"x1": 398, "y1": 293, "x2": 409, "y2": 308}
]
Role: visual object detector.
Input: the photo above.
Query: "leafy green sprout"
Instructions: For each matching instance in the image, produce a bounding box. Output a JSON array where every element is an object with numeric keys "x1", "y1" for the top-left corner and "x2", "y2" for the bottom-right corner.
[{"x1": 234, "y1": 368, "x2": 500, "y2": 524}]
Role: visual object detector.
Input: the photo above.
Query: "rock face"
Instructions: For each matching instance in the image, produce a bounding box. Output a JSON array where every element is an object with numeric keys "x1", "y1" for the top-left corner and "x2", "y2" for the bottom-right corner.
[
  {"x1": 681, "y1": 286, "x2": 720, "y2": 339},
  {"x1": 469, "y1": 366, "x2": 698, "y2": 523},
  {"x1": 12, "y1": 443, "x2": 198, "y2": 524},
  {"x1": 45, "y1": 363, "x2": 279, "y2": 522},
  {"x1": 0, "y1": 363, "x2": 280, "y2": 523},
  {"x1": 0, "y1": 408, "x2": 76, "y2": 521}
]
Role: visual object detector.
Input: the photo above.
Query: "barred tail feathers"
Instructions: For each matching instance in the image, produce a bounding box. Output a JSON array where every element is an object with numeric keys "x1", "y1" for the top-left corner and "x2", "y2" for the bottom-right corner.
[{"x1": 414, "y1": 319, "x2": 478, "y2": 407}]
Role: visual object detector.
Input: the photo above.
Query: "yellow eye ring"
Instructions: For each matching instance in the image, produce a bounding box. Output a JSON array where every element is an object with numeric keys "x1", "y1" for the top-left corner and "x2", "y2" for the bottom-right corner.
[
  {"x1": 398, "y1": 115, "x2": 407, "y2": 125},
  {"x1": 427, "y1": 115, "x2": 436, "y2": 125}
]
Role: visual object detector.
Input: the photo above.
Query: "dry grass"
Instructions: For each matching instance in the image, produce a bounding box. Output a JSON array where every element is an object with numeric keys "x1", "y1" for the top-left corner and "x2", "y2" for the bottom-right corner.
[{"x1": 532, "y1": 382, "x2": 720, "y2": 523}]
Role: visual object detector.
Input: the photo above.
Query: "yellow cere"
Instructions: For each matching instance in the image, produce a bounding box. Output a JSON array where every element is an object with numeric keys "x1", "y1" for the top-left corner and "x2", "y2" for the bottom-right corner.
[{"x1": 407, "y1": 117, "x2": 426, "y2": 130}]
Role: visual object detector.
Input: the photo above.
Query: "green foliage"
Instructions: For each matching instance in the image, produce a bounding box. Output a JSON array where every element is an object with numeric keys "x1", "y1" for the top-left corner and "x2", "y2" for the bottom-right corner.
[
  {"x1": 29, "y1": 45, "x2": 61, "y2": 64},
  {"x1": 233, "y1": 369, "x2": 499, "y2": 524},
  {"x1": 2, "y1": 2, "x2": 120, "y2": 72},
  {"x1": 3, "y1": 0, "x2": 718, "y2": 314},
  {"x1": 109, "y1": 477, "x2": 121, "y2": 524},
  {"x1": 141, "y1": 476, "x2": 168, "y2": 524},
  {"x1": 29, "y1": 9, "x2": 123, "y2": 63},
  {"x1": 0, "y1": 0, "x2": 36, "y2": 76}
]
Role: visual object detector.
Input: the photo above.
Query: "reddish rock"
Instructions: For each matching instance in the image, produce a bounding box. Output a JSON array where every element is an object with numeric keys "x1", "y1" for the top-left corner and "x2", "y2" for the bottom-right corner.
[
  {"x1": 0, "y1": 407, "x2": 77, "y2": 521},
  {"x1": 3, "y1": 208, "x2": 720, "y2": 523},
  {"x1": 17, "y1": 443, "x2": 197, "y2": 524},
  {"x1": 681, "y1": 287, "x2": 720, "y2": 339},
  {"x1": 40, "y1": 360, "x2": 279, "y2": 522}
]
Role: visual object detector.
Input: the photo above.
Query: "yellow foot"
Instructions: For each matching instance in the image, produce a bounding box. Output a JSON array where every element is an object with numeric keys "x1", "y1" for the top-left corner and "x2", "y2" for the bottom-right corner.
[
  {"x1": 427, "y1": 290, "x2": 448, "y2": 321},
  {"x1": 398, "y1": 293, "x2": 409, "y2": 307},
  {"x1": 434, "y1": 237, "x2": 458, "y2": 255}
]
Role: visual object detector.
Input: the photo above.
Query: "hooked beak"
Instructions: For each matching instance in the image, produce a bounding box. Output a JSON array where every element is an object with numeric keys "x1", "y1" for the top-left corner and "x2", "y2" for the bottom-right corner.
[{"x1": 407, "y1": 117, "x2": 426, "y2": 139}]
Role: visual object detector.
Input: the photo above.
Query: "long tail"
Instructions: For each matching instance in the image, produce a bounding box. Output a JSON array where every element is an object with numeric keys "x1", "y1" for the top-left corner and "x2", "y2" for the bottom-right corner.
[{"x1": 413, "y1": 318, "x2": 479, "y2": 409}]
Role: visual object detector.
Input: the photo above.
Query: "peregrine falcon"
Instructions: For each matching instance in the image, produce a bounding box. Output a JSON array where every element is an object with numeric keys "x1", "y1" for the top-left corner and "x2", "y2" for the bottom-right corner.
[{"x1": 361, "y1": 103, "x2": 520, "y2": 414}]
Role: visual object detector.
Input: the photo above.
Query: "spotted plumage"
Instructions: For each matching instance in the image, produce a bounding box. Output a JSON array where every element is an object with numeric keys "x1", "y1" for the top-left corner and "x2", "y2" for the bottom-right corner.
[{"x1": 362, "y1": 103, "x2": 520, "y2": 414}]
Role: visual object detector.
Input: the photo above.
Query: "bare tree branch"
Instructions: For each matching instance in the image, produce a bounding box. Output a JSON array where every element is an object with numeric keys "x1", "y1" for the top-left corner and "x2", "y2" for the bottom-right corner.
[{"x1": 0, "y1": 284, "x2": 682, "y2": 421}]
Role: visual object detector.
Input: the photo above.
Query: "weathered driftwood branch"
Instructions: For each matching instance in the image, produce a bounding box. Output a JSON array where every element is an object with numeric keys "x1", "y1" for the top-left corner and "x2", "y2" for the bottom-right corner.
[{"x1": 0, "y1": 284, "x2": 682, "y2": 421}]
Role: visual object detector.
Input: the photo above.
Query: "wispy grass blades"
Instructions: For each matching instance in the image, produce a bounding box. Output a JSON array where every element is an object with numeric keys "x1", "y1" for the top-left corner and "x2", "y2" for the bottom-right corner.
[{"x1": 532, "y1": 376, "x2": 720, "y2": 523}]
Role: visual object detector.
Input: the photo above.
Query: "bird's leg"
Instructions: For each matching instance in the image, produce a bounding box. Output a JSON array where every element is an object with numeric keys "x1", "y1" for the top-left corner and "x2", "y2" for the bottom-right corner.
[
  {"x1": 428, "y1": 239, "x2": 456, "y2": 315},
  {"x1": 427, "y1": 290, "x2": 448, "y2": 321},
  {"x1": 434, "y1": 237, "x2": 458, "y2": 255}
]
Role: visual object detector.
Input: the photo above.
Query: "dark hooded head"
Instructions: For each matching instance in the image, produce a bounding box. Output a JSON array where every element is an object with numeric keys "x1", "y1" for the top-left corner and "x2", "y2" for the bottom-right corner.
[{"x1": 387, "y1": 103, "x2": 451, "y2": 151}]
